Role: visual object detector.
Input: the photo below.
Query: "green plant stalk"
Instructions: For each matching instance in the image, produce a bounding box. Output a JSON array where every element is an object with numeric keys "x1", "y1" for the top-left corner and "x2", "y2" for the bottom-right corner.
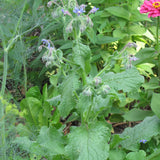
[
  {"x1": 0, "y1": 25, "x2": 7, "y2": 160},
  {"x1": 0, "y1": 2, "x2": 26, "y2": 159},
  {"x1": 0, "y1": 51, "x2": 8, "y2": 160},
  {"x1": 95, "y1": 64, "x2": 110, "y2": 77},
  {"x1": 82, "y1": 71, "x2": 87, "y2": 86},
  {"x1": 23, "y1": 58, "x2": 27, "y2": 93}
]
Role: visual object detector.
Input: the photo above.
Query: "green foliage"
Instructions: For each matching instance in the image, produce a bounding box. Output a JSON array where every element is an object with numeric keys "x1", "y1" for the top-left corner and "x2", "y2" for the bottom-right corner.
[
  {"x1": 123, "y1": 108, "x2": 154, "y2": 121},
  {"x1": 20, "y1": 85, "x2": 53, "y2": 130},
  {"x1": 101, "y1": 67, "x2": 144, "y2": 92},
  {"x1": 1, "y1": 0, "x2": 160, "y2": 159},
  {"x1": 14, "y1": 126, "x2": 65, "y2": 159},
  {"x1": 151, "y1": 93, "x2": 160, "y2": 119},
  {"x1": 73, "y1": 43, "x2": 91, "y2": 73},
  {"x1": 120, "y1": 116, "x2": 160, "y2": 151},
  {"x1": 58, "y1": 73, "x2": 80, "y2": 118},
  {"x1": 126, "y1": 150, "x2": 146, "y2": 160},
  {"x1": 65, "y1": 122, "x2": 110, "y2": 160}
]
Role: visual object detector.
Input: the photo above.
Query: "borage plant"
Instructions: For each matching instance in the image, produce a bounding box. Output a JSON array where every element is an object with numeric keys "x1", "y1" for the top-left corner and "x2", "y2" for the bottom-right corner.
[{"x1": 14, "y1": 1, "x2": 155, "y2": 160}]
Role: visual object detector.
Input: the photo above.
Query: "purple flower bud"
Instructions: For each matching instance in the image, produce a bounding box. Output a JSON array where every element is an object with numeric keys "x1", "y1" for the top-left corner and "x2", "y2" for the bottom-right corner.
[
  {"x1": 129, "y1": 56, "x2": 139, "y2": 61},
  {"x1": 140, "y1": 139, "x2": 147, "y2": 144},
  {"x1": 83, "y1": 88, "x2": 92, "y2": 96},
  {"x1": 61, "y1": 9, "x2": 72, "y2": 16},
  {"x1": 102, "y1": 85, "x2": 110, "y2": 94},
  {"x1": 66, "y1": 24, "x2": 73, "y2": 33},
  {"x1": 47, "y1": 1, "x2": 53, "y2": 8},
  {"x1": 38, "y1": 45, "x2": 43, "y2": 52},
  {"x1": 126, "y1": 42, "x2": 137, "y2": 48},
  {"x1": 42, "y1": 55, "x2": 48, "y2": 62},
  {"x1": 87, "y1": 16, "x2": 93, "y2": 27},
  {"x1": 89, "y1": 6, "x2": 99, "y2": 14},
  {"x1": 93, "y1": 77, "x2": 102, "y2": 86},
  {"x1": 80, "y1": 24, "x2": 86, "y2": 32},
  {"x1": 73, "y1": 6, "x2": 85, "y2": 16},
  {"x1": 45, "y1": 61, "x2": 52, "y2": 67},
  {"x1": 80, "y1": 4, "x2": 87, "y2": 9}
]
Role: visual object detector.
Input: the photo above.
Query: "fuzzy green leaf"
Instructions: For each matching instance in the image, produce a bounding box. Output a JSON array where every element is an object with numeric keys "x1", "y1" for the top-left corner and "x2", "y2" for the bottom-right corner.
[
  {"x1": 109, "y1": 150, "x2": 126, "y2": 160},
  {"x1": 20, "y1": 97, "x2": 42, "y2": 126},
  {"x1": 151, "y1": 93, "x2": 160, "y2": 119},
  {"x1": 126, "y1": 150, "x2": 146, "y2": 160},
  {"x1": 26, "y1": 86, "x2": 42, "y2": 100},
  {"x1": 77, "y1": 93, "x2": 92, "y2": 122},
  {"x1": 37, "y1": 126, "x2": 65, "y2": 156},
  {"x1": 58, "y1": 73, "x2": 80, "y2": 118},
  {"x1": 120, "y1": 116, "x2": 160, "y2": 151},
  {"x1": 96, "y1": 35, "x2": 119, "y2": 44},
  {"x1": 73, "y1": 43, "x2": 91, "y2": 73},
  {"x1": 105, "y1": 7, "x2": 130, "y2": 20},
  {"x1": 65, "y1": 122, "x2": 110, "y2": 160},
  {"x1": 102, "y1": 68, "x2": 144, "y2": 92},
  {"x1": 123, "y1": 108, "x2": 154, "y2": 122}
]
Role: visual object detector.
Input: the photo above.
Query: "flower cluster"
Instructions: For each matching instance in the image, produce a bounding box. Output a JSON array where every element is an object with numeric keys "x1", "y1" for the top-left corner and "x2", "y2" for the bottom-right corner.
[
  {"x1": 61, "y1": 4, "x2": 99, "y2": 33},
  {"x1": 39, "y1": 39, "x2": 63, "y2": 67},
  {"x1": 140, "y1": 0, "x2": 160, "y2": 18},
  {"x1": 82, "y1": 76, "x2": 111, "y2": 97}
]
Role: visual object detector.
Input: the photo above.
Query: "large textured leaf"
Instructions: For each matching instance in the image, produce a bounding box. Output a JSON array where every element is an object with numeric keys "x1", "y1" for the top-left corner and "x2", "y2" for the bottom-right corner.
[
  {"x1": 37, "y1": 126, "x2": 65, "y2": 156},
  {"x1": 77, "y1": 93, "x2": 92, "y2": 122},
  {"x1": 128, "y1": 24, "x2": 146, "y2": 35},
  {"x1": 26, "y1": 86, "x2": 42, "y2": 100},
  {"x1": 151, "y1": 93, "x2": 160, "y2": 119},
  {"x1": 109, "y1": 150, "x2": 126, "y2": 160},
  {"x1": 146, "y1": 148, "x2": 160, "y2": 160},
  {"x1": 120, "y1": 116, "x2": 160, "y2": 151},
  {"x1": 73, "y1": 43, "x2": 91, "y2": 73},
  {"x1": 14, "y1": 126, "x2": 65, "y2": 157},
  {"x1": 77, "y1": 94, "x2": 111, "y2": 122},
  {"x1": 133, "y1": 48, "x2": 156, "y2": 65},
  {"x1": 123, "y1": 108, "x2": 154, "y2": 121},
  {"x1": 105, "y1": 7, "x2": 130, "y2": 20},
  {"x1": 65, "y1": 122, "x2": 110, "y2": 160},
  {"x1": 96, "y1": 35, "x2": 119, "y2": 44},
  {"x1": 126, "y1": 150, "x2": 146, "y2": 160},
  {"x1": 20, "y1": 97, "x2": 42, "y2": 126},
  {"x1": 101, "y1": 68, "x2": 144, "y2": 92},
  {"x1": 58, "y1": 73, "x2": 79, "y2": 118}
]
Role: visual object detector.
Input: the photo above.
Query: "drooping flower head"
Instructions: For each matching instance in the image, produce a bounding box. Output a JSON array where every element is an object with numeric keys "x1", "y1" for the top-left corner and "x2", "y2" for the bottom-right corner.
[
  {"x1": 42, "y1": 39, "x2": 51, "y2": 48},
  {"x1": 61, "y1": 9, "x2": 72, "y2": 16},
  {"x1": 140, "y1": 0, "x2": 160, "y2": 17}
]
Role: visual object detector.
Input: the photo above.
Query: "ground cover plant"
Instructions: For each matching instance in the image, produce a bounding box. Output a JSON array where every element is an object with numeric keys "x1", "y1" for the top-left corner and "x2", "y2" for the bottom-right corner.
[{"x1": 1, "y1": 0, "x2": 160, "y2": 159}]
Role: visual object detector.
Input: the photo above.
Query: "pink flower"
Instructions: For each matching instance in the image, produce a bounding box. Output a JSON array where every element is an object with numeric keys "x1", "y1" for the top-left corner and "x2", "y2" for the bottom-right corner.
[{"x1": 140, "y1": 0, "x2": 160, "y2": 17}]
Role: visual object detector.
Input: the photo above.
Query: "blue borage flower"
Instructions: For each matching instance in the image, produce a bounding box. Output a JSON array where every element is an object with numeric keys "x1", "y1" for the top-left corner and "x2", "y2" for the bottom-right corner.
[
  {"x1": 42, "y1": 39, "x2": 51, "y2": 48},
  {"x1": 140, "y1": 139, "x2": 147, "y2": 144},
  {"x1": 89, "y1": 6, "x2": 99, "y2": 14},
  {"x1": 41, "y1": 39, "x2": 55, "y2": 50},
  {"x1": 73, "y1": 6, "x2": 86, "y2": 16}
]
